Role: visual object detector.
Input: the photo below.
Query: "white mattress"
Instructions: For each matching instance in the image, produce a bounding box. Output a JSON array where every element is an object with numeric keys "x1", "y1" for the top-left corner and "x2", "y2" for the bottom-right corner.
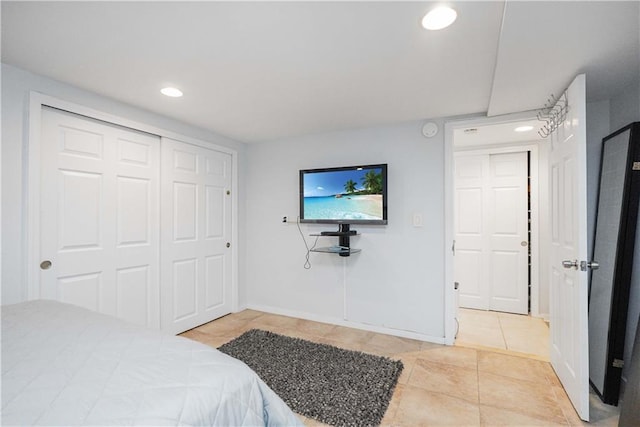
[{"x1": 1, "y1": 300, "x2": 301, "y2": 426}]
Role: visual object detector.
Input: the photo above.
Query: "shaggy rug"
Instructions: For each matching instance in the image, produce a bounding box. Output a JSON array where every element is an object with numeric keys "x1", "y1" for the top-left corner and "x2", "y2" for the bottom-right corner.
[{"x1": 218, "y1": 329, "x2": 403, "y2": 427}]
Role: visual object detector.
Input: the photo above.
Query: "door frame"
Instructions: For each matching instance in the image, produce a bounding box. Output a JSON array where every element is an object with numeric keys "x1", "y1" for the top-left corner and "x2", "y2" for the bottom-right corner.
[
  {"x1": 25, "y1": 92, "x2": 239, "y2": 314},
  {"x1": 444, "y1": 111, "x2": 543, "y2": 344},
  {"x1": 454, "y1": 146, "x2": 539, "y2": 315}
]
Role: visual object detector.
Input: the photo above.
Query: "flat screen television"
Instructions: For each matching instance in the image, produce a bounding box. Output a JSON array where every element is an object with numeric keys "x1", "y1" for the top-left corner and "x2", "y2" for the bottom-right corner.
[{"x1": 299, "y1": 164, "x2": 388, "y2": 225}]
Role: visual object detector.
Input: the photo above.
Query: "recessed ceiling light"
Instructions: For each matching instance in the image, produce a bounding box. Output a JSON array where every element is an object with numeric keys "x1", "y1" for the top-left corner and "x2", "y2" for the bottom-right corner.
[
  {"x1": 515, "y1": 125, "x2": 534, "y2": 132},
  {"x1": 422, "y1": 6, "x2": 457, "y2": 30},
  {"x1": 161, "y1": 87, "x2": 183, "y2": 97}
]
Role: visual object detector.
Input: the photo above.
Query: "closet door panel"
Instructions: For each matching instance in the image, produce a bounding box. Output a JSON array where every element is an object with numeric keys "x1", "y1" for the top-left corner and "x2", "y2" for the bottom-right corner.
[
  {"x1": 40, "y1": 108, "x2": 160, "y2": 328},
  {"x1": 116, "y1": 176, "x2": 151, "y2": 246},
  {"x1": 173, "y1": 258, "x2": 198, "y2": 320},
  {"x1": 455, "y1": 155, "x2": 490, "y2": 310},
  {"x1": 173, "y1": 182, "x2": 198, "y2": 241},
  {"x1": 454, "y1": 152, "x2": 528, "y2": 314},
  {"x1": 117, "y1": 265, "x2": 150, "y2": 326},
  {"x1": 161, "y1": 138, "x2": 232, "y2": 334},
  {"x1": 205, "y1": 255, "x2": 224, "y2": 309},
  {"x1": 487, "y1": 152, "x2": 528, "y2": 314}
]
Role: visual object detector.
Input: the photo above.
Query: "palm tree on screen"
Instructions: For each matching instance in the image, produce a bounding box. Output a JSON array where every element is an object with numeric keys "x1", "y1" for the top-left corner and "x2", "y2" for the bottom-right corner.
[
  {"x1": 362, "y1": 170, "x2": 382, "y2": 194},
  {"x1": 344, "y1": 179, "x2": 357, "y2": 194}
]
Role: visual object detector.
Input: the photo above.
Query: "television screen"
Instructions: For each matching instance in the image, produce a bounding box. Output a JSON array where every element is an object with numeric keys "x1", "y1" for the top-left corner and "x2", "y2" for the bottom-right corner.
[{"x1": 299, "y1": 164, "x2": 388, "y2": 225}]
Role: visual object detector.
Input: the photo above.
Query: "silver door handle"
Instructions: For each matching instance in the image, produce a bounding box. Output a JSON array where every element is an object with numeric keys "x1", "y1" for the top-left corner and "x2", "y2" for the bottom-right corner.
[
  {"x1": 40, "y1": 260, "x2": 52, "y2": 270},
  {"x1": 562, "y1": 260, "x2": 579, "y2": 270},
  {"x1": 580, "y1": 261, "x2": 599, "y2": 271}
]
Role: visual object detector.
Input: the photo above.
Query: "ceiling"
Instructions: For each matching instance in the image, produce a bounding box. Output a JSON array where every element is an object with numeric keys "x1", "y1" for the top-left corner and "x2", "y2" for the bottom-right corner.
[{"x1": 2, "y1": 1, "x2": 639, "y2": 144}]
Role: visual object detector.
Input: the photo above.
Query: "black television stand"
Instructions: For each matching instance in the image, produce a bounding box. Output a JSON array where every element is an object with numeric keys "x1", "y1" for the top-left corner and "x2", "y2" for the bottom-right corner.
[{"x1": 311, "y1": 224, "x2": 360, "y2": 257}]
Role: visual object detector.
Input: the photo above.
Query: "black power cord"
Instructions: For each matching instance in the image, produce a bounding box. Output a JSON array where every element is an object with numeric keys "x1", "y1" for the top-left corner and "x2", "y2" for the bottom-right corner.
[{"x1": 296, "y1": 216, "x2": 318, "y2": 269}]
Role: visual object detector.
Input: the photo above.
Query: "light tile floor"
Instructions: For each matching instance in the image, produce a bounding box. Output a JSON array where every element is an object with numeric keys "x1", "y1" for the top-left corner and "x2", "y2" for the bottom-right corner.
[
  {"x1": 455, "y1": 308, "x2": 551, "y2": 360},
  {"x1": 181, "y1": 309, "x2": 620, "y2": 426}
]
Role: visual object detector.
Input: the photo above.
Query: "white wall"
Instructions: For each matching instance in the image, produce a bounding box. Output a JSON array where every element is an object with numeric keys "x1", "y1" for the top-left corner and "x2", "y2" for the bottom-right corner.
[
  {"x1": 1, "y1": 63, "x2": 248, "y2": 305},
  {"x1": 586, "y1": 100, "x2": 611, "y2": 258},
  {"x1": 245, "y1": 120, "x2": 446, "y2": 340},
  {"x1": 610, "y1": 79, "x2": 640, "y2": 132},
  {"x1": 536, "y1": 142, "x2": 550, "y2": 317}
]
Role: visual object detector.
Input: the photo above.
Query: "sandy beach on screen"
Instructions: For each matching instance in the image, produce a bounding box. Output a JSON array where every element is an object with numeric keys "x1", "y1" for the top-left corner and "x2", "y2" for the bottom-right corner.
[
  {"x1": 345, "y1": 194, "x2": 383, "y2": 217},
  {"x1": 346, "y1": 194, "x2": 381, "y2": 201}
]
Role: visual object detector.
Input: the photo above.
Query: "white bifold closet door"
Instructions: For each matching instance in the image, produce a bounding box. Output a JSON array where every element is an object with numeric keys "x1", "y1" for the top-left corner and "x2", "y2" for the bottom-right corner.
[
  {"x1": 160, "y1": 138, "x2": 233, "y2": 335},
  {"x1": 39, "y1": 109, "x2": 233, "y2": 334},
  {"x1": 40, "y1": 107, "x2": 161, "y2": 328},
  {"x1": 454, "y1": 151, "x2": 529, "y2": 314}
]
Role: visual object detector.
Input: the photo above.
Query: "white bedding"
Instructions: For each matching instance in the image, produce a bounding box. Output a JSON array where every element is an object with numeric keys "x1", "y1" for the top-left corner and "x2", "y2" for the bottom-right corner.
[{"x1": 1, "y1": 300, "x2": 301, "y2": 426}]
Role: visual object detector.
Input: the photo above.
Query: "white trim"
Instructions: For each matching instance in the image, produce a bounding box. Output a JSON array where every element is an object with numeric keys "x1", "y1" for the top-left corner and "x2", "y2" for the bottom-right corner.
[
  {"x1": 247, "y1": 303, "x2": 446, "y2": 344},
  {"x1": 443, "y1": 121, "x2": 455, "y2": 345},
  {"x1": 26, "y1": 91, "x2": 239, "y2": 312},
  {"x1": 26, "y1": 93, "x2": 44, "y2": 300},
  {"x1": 28, "y1": 92, "x2": 237, "y2": 156},
  {"x1": 231, "y1": 150, "x2": 239, "y2": 312},
  {"x1": 443, "y1": 111, "x2": 543, "y2": 344}
]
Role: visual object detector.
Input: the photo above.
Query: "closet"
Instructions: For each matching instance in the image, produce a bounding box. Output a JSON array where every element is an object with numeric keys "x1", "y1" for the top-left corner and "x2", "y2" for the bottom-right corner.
[
  {"x1": 454, "y1": 151, "x2": 529, "y2": 314},
  {"x1": 37, "y1": 106, "x2": 234, "y2": 334}
]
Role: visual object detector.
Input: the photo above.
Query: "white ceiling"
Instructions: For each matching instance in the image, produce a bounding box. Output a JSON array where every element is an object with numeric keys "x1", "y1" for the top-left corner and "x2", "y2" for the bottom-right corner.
[{"x1": 2, "y1": 1, "x2": 639, "y2": 144}]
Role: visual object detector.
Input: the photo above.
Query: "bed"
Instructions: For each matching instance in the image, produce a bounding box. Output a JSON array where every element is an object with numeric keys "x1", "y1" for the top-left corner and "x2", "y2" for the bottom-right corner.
[{"x1": 1, "y1": 300, "x2": 302, "y2": 426}]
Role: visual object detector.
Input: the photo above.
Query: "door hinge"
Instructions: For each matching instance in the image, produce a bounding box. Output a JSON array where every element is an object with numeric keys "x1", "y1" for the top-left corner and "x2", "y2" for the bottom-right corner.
[{"x1": 612, "y1": 358, "x2": 624, "y2": 368}]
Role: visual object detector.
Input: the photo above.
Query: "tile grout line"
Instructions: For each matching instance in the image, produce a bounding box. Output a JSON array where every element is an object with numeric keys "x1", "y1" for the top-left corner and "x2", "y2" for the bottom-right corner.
[
  {"x1": 476, "y1": 349, "x2": 482, "y2": 424},
  {"x1": 547, "y1": 379, "x2": 573, "y2": 426},
  {"x1": 497, "y1": 315, "x2": 510, "y2": 351}
]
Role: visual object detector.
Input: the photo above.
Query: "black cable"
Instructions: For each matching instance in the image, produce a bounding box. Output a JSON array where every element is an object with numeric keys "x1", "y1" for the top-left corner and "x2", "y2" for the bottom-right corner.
[
  {"x1": 455, "y1": 316, "x2": 460, "y2": 339},
  {"x1": 296, "y1": 216, "x2": 318, "y2": 269}
]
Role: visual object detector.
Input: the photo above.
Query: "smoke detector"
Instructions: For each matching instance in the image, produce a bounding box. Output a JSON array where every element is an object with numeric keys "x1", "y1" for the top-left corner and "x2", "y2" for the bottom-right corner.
[{"x1": 422, "y1": 122, "x2": 439, "y2": 138}]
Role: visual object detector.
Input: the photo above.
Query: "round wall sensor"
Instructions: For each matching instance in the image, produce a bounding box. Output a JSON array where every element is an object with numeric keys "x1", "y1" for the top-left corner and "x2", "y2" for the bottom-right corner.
[{"x1": 422, "y1": 122, "x2": 438, "y2": 138}]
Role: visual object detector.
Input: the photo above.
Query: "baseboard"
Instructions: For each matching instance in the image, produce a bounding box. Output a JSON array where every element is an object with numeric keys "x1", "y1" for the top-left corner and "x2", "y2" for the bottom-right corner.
[
  {"x1": 245, "y1": 303, "x2": 446, "y2": 345},
  {"x1": 234, "y1": 304, "x2": 249, "y2": 313}
]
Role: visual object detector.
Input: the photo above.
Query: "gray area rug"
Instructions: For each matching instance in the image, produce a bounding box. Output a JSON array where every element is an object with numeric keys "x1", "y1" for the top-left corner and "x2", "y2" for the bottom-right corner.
[{"x1": 218, "y1": 329, "x2": 403, "y2": 427}]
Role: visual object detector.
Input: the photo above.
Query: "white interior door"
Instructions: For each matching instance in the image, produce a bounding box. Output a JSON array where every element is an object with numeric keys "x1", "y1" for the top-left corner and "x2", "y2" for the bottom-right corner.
[
  {"x1": 549, "y1": 74, "x2": 589, "y2": 421},
  {"x1": 40, "y1": 107, "x2": 160, "y2": 328},
  {"x1": 488, "y1": 152, "x2": 529, "y2": 314},
  {"x1": 455, "y1": 154, "x2": 490, "y2": 310},
  {"x1": 455, "y1": 151, "x2": 528, "y2": 314},
  {"x1": 161, "y1": 137, "x2": 233, "y2": 334}
]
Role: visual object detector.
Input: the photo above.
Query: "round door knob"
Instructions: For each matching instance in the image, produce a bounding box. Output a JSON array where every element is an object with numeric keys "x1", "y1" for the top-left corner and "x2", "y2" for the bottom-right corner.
[
  {"x1": 40, "y1": 260, "x2": 52, "y2": 270},
  {"x1": 226, "y1": 242, "x2": 231, "y2": 248},
  {"x1": 521, "y1": 241, "x2": 528, "y2": 247}
]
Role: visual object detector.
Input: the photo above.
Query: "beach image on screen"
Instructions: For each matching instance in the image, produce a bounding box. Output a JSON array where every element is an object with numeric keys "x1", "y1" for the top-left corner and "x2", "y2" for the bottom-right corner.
[{"x1": 303, "y1": 167, "x2": 384, "y2": 220}]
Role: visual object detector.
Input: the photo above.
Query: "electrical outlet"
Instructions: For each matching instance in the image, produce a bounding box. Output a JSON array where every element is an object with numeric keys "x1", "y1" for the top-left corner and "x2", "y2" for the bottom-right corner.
[{"x1": 281, "y1": 215, "x2": 297, "y2": 225}]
